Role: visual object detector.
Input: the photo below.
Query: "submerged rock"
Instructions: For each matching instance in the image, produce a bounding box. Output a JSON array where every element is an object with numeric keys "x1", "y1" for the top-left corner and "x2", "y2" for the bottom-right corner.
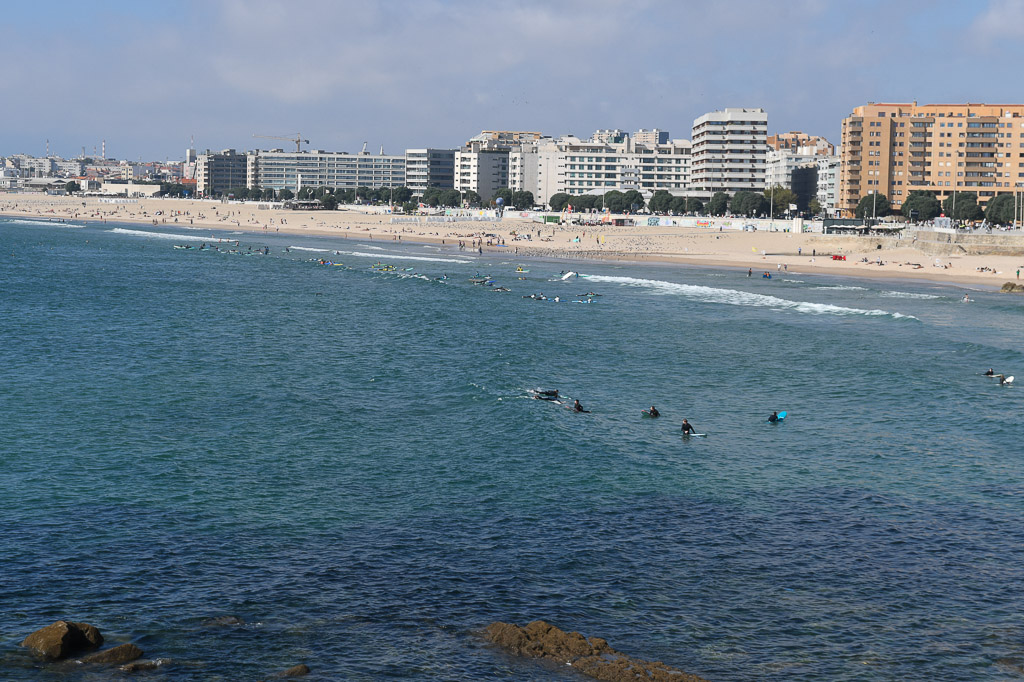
[
  {"x1": 120, "y1": 659, "x2": 169, "y2": 673},
  {"x1": 202, "y1": 615, "x2": 245, "y2": 626},
  {"x1": 21, "y1": 621, "x2": 103, "y2": 660},
  {"x1": 485, "y1": 620, "x2": 708, "y2": 682},
  {"x1": 1000, "y1": 282, "x2": 1024, "y2": 293},
  {"x1": 80, "y1": 643, "x2": 144, "y2": 665},
  {"x1": 273, "y1": 663, "x2": 311, "y2": 677}
]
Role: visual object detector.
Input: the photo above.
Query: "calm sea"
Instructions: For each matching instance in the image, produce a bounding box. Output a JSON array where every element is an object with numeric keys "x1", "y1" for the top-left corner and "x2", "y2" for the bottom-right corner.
[{"x1": 2, "y1": 217, "x2": 1024, "y2": 680}]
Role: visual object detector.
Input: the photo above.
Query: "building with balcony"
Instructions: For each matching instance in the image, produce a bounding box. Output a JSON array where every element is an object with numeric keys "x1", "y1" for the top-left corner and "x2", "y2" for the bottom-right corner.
[
  {"x1": 839, "y1": 102, "x2": 1024, "y2": 215},
  {"x1": 404, "y1": 149, "x2": 455, "y2": 197},
  {"x1": 196, "y1": 149, "x2": 248, "y2": 196},
  {"x1": 454, "y1": 143, "x2": 510, "y2": 203},
  {"x1": 246, "y1": 149, "x2": 406, "y2": 194},
  {"x1": 767, "y1": 131, "x2": 835, "y2": 155},
  {"x1": 691, "y1": 108, "x2": 768, "y2": 197}
]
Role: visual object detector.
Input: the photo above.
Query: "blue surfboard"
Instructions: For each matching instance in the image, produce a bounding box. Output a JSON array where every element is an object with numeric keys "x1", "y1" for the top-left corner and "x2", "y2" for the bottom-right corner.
[{"x1": 769, "y1": 411, "x2": 787, "y2": 423}]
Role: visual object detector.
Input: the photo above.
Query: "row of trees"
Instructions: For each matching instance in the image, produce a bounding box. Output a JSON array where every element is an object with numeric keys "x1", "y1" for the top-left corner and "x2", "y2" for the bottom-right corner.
[
  {"x1": 853, "y1": 190, "x2": 1019, "y2": 224},
  {"x1": 647, "y1": 191, "x2": 705, "y2": 215},
  {"x1": 548, "y1": 190, "x2": 646, "y2": 214}
]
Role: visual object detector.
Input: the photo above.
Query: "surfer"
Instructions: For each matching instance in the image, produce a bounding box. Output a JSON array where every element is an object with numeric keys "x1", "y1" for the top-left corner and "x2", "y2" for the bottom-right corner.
[
  {"x1": 572, "y1": 399, "x2": 588, "y2": 413},
  {"x1": 768, "y1": 411, "x2": 779, "y2": 423},
  {"x1": 681, "y1": 419, "x2": 696, "y2": 435},
  {"x1": 997, "y1": 374, "x2": 1009, "y2": 385},
  {"x1": 985, "y1": 368, "x2": 995, "y2": 376},
  {"x1": 647, "y1": 406, "x2": 660, "y2": 418}
]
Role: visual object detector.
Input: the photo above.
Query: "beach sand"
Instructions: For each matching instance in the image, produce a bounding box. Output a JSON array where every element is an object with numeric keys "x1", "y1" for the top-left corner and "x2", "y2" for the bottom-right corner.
[{"x1": 4, "y1": 193, "x2": 1023, "y2": 289}]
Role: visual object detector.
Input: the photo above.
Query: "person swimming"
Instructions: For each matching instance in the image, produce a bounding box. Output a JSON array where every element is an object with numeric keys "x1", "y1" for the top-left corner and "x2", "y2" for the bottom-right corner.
[
  {"x1": 681, "y1": 418, "x2": 696, "y2": 434},
  {"x1": 647, "y1": 406, "x2": 660, "y2": 418},
  {"x1": 768, "y1": 411, "x2": 779, "y2": 423}
]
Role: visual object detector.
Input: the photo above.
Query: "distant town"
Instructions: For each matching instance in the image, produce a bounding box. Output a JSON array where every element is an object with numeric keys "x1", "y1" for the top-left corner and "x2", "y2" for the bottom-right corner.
[{"x1": 3, "y1": 102, "x2": 1023, "y2": 225}]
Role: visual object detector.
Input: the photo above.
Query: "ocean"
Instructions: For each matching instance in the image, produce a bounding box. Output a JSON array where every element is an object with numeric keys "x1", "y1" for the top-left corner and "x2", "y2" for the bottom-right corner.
[{"x1": 2, "y1": 217, "x2": 1024, "y2": 680}]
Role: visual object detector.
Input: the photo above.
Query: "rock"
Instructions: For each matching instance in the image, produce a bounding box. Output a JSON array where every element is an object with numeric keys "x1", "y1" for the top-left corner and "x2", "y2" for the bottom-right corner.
[
  {"x1": 120, "y1": 659, "x2": 168, "y2": 672},
  {"x1": 20, "y1": 621, "x2": 104, "y2": 660},
  {"x1": 1001, "y1": 282, "x2": 1024, "y2": 293},
  {"x1": 484, "y1": 620, "x2": 709, "y2": 682},
  {"x1": 273, "y1": 663, "x2": 311, "y2": 677},
  {"x1": 80, "y1": 643, "x2": 144, "y2": 665},
  {"x1": 202, "y1": 615, "x2": 245, "y2": 626}
]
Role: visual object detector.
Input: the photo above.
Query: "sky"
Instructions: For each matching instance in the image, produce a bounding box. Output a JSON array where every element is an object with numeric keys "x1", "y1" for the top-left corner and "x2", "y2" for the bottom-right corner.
[{"x1": 2, "y1": 0, "x2": 1023, "y2": 161}]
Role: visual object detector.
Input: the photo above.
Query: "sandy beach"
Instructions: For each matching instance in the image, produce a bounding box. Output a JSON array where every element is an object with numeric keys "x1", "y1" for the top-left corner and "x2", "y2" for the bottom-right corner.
[{"x1": 4, "y1": 193, "x2": 1023, "y2": 289}]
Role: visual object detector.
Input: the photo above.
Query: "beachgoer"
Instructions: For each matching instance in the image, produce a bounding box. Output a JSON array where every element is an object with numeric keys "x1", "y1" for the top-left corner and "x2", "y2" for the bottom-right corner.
[
  {"x1": 997, "y1": 374, "x2": 1008, "y2": 385},
  {"x1": 747, "y1": 268, "x2": 752, "y2": 277},
  {"x1": 681, "y1": 419, "x2": 696, "y2": 434}
]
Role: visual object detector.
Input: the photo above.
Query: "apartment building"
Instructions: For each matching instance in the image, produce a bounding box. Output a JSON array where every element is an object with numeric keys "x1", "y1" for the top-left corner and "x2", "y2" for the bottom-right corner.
[
  {"x1": 534, "y1": 133, "x2": 691, "y2": 204},
  {"x1": 816, "y1": 155, "x2": 841, "y2": 216},
  {"x1": 839, "y1": 102, "x2": 1024, "y2": 214},
  {"x1": 454, "y1": 143, "x2": 509, "y2": 203},
  {"x1": 767, "y1": 131, "x2": 835, "y2": 155},
  {"x1": 691, "y1": 108, "x2": 768, "y2": 197},
  {"x1": 246, "y1": 149, "x2": 406, "y2": 193},
  {"x1": 404, "y1": 149, "x2": 455, "y2": 196},
  {"x1": 196, "y1": 149, "x2": 248, "y2": 196}
]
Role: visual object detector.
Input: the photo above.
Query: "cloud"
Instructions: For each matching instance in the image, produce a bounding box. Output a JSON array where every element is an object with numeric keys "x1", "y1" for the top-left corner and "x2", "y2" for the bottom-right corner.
[{"x1": 970, "y1": 0, "x2": 1024, "y2": 39}]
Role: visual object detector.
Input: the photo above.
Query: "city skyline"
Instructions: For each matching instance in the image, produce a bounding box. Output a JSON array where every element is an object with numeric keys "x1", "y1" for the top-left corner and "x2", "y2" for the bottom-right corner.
[{"x1": 2, "y1": 0, "x2": 1022, "y2": 161}]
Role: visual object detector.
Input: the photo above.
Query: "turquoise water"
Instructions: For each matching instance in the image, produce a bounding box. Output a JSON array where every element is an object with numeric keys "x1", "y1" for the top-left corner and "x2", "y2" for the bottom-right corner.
[{"x1": 2, "y1": 217, "x2": 1024, "y2": 680}]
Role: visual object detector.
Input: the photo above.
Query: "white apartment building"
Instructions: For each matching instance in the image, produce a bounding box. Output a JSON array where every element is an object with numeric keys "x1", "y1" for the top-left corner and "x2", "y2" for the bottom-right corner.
[
  {"x1": 691, "y1": 107, "x2": 768, "y2": 197},
  {"x1": 247, "y1": 149, "x2": 406, "y2": 193},
  {"x1": 765, "y1": 145, "x2": 822, "y2": 189},
  {"x1": 196, "y1": 149, "x2": 248, "y2": 196},
  {"x1": 508, "y1": 143, "x2": 541, "y2": 196},
  {"x1": 534, "y1": 133, "x2": 691, "y2": 205},
  {"x1": 454, "y1": 144, "x2": 509, "y2": 203},
  {"x1": 404, "y1": 149, "x2": 455, "y2": 197},
  {"x1": 816, "y1": 154, "x2": 841, "y2": 216}
]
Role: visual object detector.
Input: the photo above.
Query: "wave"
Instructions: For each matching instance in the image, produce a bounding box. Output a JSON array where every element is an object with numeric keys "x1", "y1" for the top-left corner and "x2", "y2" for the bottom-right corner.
[
  {"x1": 810, "y1": 285, "x2": 867, "y2": 291},
  {"x1": 108, "y1": 228, "x2": 213, "y2": 242},
  {"x1": 583, "y1": 274, "x2": 915, "y2": 319},
  {"x1": 5, "y1": 218, "x2": 85, "y2": 228},
  {"x1": 880, "y1": 291, "x2": 941, "y2": 300},
  {"x1": 333, "y1": 249, "x2": 471, "y2": 264},
  {"x1": 288, "y1": 246, "x2": 333, "y2": 253}
]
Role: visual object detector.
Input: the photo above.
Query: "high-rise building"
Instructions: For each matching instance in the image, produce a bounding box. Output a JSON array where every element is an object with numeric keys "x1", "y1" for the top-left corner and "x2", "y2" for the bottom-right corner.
[
  {"x1": 454, "y1": 142, "x2": 509, "y2": 203},
  {"x1": 404, "y1": 149, "x2": 455, "y2": 197},
  {"x1": 246, "y1": 149, "x2": 406, "y2": 193},
  {"x1": 196, "y1": 149, "x2": 248, "y2": 196},
  {"x1": 839, "y1": 102, "x2": 1024, "y2": 214},
  {"x1": 816, "y1": 155, "x2": 841, "y2": 217},
  {"x1": 691, "y1": 108, "x2": 768, "y2": 197}
]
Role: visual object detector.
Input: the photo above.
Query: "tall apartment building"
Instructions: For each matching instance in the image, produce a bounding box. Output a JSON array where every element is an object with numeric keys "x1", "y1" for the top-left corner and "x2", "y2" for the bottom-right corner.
[
  {"x1": 816, "y1": 155, "x2": 841, "y2": 216},
  {"x1": 839, "y1": 102, "x2": 1024, "y2": 214},
  {"x1": 404, "y1": 149, "x2": 455, "y2": 196},
  {"x1": 765, "y1": 146, "x2": 822, "y2": 189},
  {"x1": 196, "y1": 150, "x2": 248, "y2": 196},
  {"x1": 454, "y1": 143, "x2": 509, "y2": 203},
  {"x1": 691, "y1": 108, "x2": 768, "y2": 197},
  {"x1": 767, "y1": 131, "x2": 835, "y2": 155},
  {"x1": 246, "y1": 149, "x2": 405, "y2": 193},
  {"x1": 534, "y1": 133, "x2": 691, "y2": 204}
]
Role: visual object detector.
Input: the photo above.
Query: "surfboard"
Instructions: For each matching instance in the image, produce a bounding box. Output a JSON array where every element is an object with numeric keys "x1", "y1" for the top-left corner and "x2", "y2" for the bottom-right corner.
[
  {"x1": 682, "y1": 432, "x2": 707, "y2": 438},
  {"x1": 1005, "y1": 376, "x2": 1015, "y2": 385},
  {"x1": 642, "y1": 410, "x2": 658, "y2": 418},
  {"x1": 560, "y1": 271, "x2": 577, "y2": 280},
  {"x1": 769, "y1": 411, "x2": 788, "y2": 423}
]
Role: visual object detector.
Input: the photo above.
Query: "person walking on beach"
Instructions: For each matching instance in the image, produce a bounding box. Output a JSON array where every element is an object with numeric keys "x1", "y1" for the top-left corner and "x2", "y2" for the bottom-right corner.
[{"x1": 681, "y1": 419, "x2": 696, "y2": 434}]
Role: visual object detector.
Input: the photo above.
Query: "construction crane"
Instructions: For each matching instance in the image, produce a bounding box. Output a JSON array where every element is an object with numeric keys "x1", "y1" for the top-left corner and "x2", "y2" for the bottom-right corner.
[{"x1": 252, "y1": 133, "x2": 309, "y2": 153}]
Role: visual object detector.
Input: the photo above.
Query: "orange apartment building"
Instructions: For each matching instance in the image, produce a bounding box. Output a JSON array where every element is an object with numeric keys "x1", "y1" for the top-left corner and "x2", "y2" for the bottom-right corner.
[{"x1": 839, "y1": 102, "x2": 1024, "y2": 215}]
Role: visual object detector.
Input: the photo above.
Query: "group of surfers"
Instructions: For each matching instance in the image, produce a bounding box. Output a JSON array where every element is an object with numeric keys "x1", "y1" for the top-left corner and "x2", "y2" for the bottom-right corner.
[{"x1": 984, "y1": 368, "x2": 1013, "y2": 385}]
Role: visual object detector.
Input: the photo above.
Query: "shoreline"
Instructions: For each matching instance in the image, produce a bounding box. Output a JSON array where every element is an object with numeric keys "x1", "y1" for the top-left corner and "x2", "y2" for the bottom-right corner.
[{"x1": 3, "y1": 194, "x2": 1022, "y2": 290}]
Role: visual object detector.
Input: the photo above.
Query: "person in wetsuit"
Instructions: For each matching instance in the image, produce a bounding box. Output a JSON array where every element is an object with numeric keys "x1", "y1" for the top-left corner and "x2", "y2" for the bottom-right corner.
[
  {"x1": 648, "y1": 406, "x2": 660, "y2": 418},
  {"x1": 573, "y1": 399, "x2": 589, "y2": 413},
  {"x1": 768, "y1": 411, "x2": 779, "y2": 423},
  {"x1": 985, "y1": 368, "x2": 995, "y2": 376},
  {"x1": 681, "y1": 419, "x2": 696, "y2": 434}
]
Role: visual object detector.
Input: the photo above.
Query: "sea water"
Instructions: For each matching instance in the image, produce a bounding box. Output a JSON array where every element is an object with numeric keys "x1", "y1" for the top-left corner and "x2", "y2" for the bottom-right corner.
[{"x1": 2, "y1": 218, "x2": 1023, "y2": 680}]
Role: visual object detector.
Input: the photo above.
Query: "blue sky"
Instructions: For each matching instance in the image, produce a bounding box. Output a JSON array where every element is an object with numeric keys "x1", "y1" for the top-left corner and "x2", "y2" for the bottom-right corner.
[{"x1": 2, "y1": 0, "x2": 1022, "y2": 161}]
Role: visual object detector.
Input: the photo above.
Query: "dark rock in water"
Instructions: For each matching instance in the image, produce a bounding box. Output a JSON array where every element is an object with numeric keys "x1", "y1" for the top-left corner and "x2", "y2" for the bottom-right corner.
[
  {"x1": 273, "y1": 663, "x2": 311, "y2": 677},
  {"x1": 21, "y1": 621, "x2": 104, "y2": 660},
  {"x1": 203, "y1": 615, "x2": 245, "y2": 626},
  {"x1": 120, "y1": 659, "x2": 168, "y2": 672},
  {"x1": 1000, "y1": 282, "x2": 1024, "y2": 293},
  {"x1": 485, "y1": 620, "x2": 709, "y2": 682},
  {"x1": 80, "y1": 643, "x2": 144, "y2": 665}
]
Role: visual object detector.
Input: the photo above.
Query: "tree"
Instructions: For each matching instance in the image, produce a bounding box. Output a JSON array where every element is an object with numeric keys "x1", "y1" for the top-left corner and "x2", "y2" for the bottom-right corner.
[
  {"x1": 320, "y1": 194, "x2": 338, "y2": 210},
  {"x1": 549, "y1": 192, "x2": 570, "y2": 211},
  {"x1": 854, "y1": 193, "x2": 891, "y2": 220},
  {"x1": 901, "y1": 190, "x2": 941, "y2": 222},
  {"x1": 602, "y1": 190, "x2": 625, "y2": 213},
  {"x1": 278, "y1": 188, "x2": 294, "y2": 200},
  {"x1": 390, "y1": 186, "x2": 412, "y2": 204},
  {"x1": 494, "y1": 188, "x2": 514, "y2": 206},
  {"x1": 942, "y1": 192, "x2": 983, "y2": 221},
  {"x1": 441, "y1": 189, "x2": 461, "y2": 207},
  {"x1": 732, "y1": 191, "x2": 768, "y2": 217},
  {"x1": 708, "y1": 191, "x2": 729, "y2": 216},
  {"x1": 763, "y1": 185, "x2": 797, "y2": 217},
  {"x1": 668, "y1": 196, "x2": 688, "y2": 215},
  {"x1": 686, "y1": 197, "x2": 704, "y2": 215},
  {"x1": 512, "y1": 190, "x2": 535, "y2": 208},
  {"x1": 622, "y1": 189, "x2": 645, "y2": 212},
  {"x1": 64, "y1": 181, "x2": 81, "y2": 194},
  {"x1": 808, "y1": 198, "x2": 822, "y2": 216},
  {"x1": 355, "y1": 186, "x2": 371, "y2": 203},
  {"x1": 984, "y1": 193, "x2": 1016, "y2": 225},
  {"x1": 401, "y1": 201, "x2": 418, "y2": 214},
  {"x1": 648, "y1": 190, "x2": 673, "y2": 214},
  {"x1": 461, "y1": 189, "x2": 481, "y2": 206}
]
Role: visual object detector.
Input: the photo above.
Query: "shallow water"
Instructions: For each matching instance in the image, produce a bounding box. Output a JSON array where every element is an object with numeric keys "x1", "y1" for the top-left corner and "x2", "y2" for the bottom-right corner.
[{"x1": 2, "y1": 220, "x2": 1024, "y2": 680}]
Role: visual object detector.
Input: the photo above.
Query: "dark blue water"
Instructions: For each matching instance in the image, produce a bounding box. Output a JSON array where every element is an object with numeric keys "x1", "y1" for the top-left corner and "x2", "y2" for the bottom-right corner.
[{"x1": 3, "y1": 218, "x2": 1024, "y2": 680}]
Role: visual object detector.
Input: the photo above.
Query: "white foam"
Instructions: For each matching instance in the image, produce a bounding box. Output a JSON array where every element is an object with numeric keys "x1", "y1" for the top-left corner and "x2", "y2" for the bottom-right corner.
[
  {"x1": 6, "y1": 218, "x2": 84, "y2": 228},
  {"x1": 879, "y1": 291, "x2": 941, "y2": 300},
  {"x1": 334, "y1": 249, "x2": 471, "y2": 264},
  {"x1": 583, "y1": 274, "x2": 915, "y2": 319},
  {"x1": 288, "y1": 246, "x2": 332, "y2": 253},
  {"x1": 810, "y1": 285, "x2": 867, "y2": 291},
  {"x1": 108, "y1": 228, "x2": 213, "y2": 242}
]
